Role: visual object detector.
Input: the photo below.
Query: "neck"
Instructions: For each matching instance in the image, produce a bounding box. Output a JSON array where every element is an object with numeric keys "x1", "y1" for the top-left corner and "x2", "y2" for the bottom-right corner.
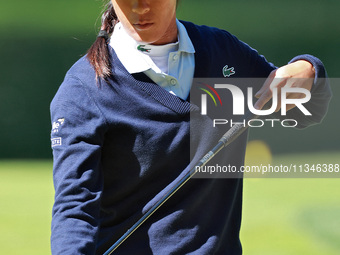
[{"x1": 152, "y1": 17, "x2": 178, "y2": 45}]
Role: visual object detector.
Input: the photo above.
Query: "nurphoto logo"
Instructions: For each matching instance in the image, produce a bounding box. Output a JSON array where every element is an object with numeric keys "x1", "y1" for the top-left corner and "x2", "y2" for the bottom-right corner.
[{"x1": 196, "y1": 79, "x2": 312, "y2": 128}]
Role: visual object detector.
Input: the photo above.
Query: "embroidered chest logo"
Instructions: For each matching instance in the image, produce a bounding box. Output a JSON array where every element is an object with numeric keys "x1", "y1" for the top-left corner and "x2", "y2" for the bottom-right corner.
[
  {"x1": 137, "y1": 45, "x2": 151, "y2": 53},
  {"x1": 222, "y1": 65, "x2": 236, "y2": 77}
]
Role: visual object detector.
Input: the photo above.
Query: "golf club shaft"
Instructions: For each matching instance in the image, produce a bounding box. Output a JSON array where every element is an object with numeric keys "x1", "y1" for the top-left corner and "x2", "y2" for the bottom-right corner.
[{"x1": 104, "y1": 110, "x2": 259, "y2": 255}]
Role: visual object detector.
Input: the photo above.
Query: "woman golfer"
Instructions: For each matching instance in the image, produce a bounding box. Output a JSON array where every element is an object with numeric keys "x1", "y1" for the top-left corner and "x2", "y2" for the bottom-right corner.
[{"x1": 50, "y1": 0, "x2": 331, "y2": 254}]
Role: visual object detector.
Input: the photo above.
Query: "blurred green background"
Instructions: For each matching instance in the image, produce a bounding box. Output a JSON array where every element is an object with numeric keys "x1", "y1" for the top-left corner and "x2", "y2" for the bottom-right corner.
[
  {"x1": 0, "y1": 0, "x2": 339, "y2": 254},
  {"x1": 0, "y1": 0, "x2": 339, "y2": 158}
]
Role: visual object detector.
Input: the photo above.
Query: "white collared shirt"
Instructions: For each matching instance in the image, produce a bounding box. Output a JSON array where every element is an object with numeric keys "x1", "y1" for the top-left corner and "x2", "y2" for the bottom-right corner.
[{"x1": 110, "y1": 20, "x2": 195, "y2": 100}]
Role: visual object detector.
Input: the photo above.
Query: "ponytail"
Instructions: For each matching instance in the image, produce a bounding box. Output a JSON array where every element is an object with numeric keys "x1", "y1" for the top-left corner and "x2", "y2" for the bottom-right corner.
[{"x1": 87, "y1": 2, "x2": 118, "y2": 81}]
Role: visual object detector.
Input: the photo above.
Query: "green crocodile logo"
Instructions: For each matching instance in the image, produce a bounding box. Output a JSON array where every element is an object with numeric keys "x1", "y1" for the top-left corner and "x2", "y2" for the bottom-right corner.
[
  {"x1": 137, "y1": 45, "x2": 151, "y2": 53},
  {"x1": 222, "y1": 65, "x2": 235, "y2": 77}
]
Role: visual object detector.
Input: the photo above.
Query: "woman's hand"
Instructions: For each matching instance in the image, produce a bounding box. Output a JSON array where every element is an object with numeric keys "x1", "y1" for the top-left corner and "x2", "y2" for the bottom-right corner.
[{"x1": 254, "y1": 60, "x2": 315, "y2": 112}]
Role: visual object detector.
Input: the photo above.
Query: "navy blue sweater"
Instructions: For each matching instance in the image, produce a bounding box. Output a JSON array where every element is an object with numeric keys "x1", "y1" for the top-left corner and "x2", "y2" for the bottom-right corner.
[{"x1": 50, "y1": 21, "x2": 331, "y2": 254}]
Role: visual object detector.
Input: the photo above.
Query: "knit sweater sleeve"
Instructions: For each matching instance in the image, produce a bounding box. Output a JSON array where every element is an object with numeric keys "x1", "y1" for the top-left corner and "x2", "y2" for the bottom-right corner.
[
  {"x1": 283, "y1": 54, "x2": 332, "y2": 128},
  {"x1": 50, "y1": 74, "x2": 107, "y2": 254}
]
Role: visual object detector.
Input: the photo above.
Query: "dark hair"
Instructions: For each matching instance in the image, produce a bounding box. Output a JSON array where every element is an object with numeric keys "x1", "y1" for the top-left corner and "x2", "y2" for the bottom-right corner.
[
  {"x1": 87, "y1": 1, "x2": 118, "y2": 81},
  {"x1": 87, "y1": 0, "x2": 180, "y2": 81}
]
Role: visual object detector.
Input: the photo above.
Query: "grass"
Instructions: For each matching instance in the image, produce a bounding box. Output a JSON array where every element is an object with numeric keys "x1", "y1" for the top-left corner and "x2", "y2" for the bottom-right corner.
[
  {"x1": 0, "y1": 152, "x2": 339, "y2": 254},
  {"x1": 0, "y1": 160, "x2": 53, "y2": 255},
  {"x1": 242, "y1": 151, "x2": 340, "y2": 255},
  {"x1": 242, "y1": 177, "x2": 340, "y2": 255}
]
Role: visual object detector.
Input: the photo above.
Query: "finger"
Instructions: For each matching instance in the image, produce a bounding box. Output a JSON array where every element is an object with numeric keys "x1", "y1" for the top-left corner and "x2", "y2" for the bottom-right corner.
[
  {"x1": 255, "y1": 71, "x2": 275, "y2": 98},
  {"x1": 270, "y1": 77, "x2": 289, "y2": 112},
  {"x1": 285, "y1": 104, "x2": 296, "y2": 111},
  {"x1": 254, "y1": 87, "x2": 273, "y2": 110},
  {"x1": 255, "y1": 77, "x2": 288, "y2": 111}
]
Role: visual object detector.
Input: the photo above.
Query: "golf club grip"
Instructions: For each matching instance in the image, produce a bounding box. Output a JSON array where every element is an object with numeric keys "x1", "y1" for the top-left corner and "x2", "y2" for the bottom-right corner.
[
  {"x1": 219, "y1": 110, "x2": 259, "y2": 147},
  {"x1": 104, "y1": 110, "x2": 258, "y2": 254},
  {"x1": 219, "y1": 98, "x2": 274, "y2": 147}
]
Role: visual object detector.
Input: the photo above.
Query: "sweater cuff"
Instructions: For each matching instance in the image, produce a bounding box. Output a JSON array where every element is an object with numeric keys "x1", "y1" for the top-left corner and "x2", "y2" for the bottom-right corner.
[{"x1": 289, "y1": 54, "x2": 327, "y2": 93}]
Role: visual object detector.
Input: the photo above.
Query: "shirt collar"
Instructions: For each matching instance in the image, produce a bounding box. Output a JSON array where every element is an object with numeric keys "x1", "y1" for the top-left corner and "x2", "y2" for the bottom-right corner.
[
  {"x1": 109, "y1": 19, "x2": 195, "y2": 74},
  {"x1": 176, "y1": 19, "x2": 195, "y2": 54}
]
